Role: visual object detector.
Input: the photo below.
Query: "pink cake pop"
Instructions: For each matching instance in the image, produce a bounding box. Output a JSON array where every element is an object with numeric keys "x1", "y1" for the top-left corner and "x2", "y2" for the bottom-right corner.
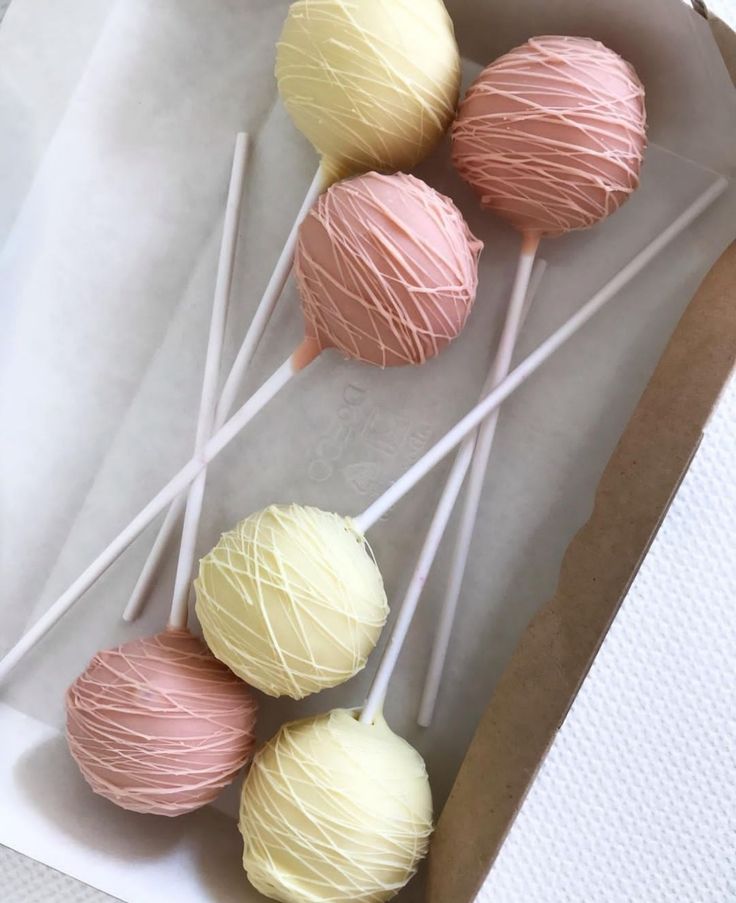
[
  {"x1": 66, "y1": 629, "x2": 257, "y2": 816},
  {"x1": 452, "y1": 35, "x2": 647, "y2": 236},
  {"x1": 169, "y1": 170, "x2": 482, "y2": 445},
  {"x1": 296, "y1": 172, "x2": 481, "y2": 367}
]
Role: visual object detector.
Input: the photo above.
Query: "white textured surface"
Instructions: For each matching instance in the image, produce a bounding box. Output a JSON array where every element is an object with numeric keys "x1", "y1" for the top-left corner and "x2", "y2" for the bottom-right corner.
[
  {"x1": 479, "y1": 377, "x2": 736, "y2": 901},
  {"x1": 0, "y1": 849, "x2": 118, "y2": 902}
]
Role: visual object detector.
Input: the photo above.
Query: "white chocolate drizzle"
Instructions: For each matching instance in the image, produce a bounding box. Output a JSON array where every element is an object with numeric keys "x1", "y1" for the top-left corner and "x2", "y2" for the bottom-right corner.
[
  {"x1": 241, "y1": 708, "x2": 433, "y2": 902},
  {"x1": 195, "y1": 505, "x2": 388, "y2": 699}
]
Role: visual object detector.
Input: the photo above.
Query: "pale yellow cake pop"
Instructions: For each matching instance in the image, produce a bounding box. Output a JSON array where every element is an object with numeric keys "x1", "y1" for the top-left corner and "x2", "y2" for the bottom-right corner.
[
  {"x1": 276, "y1": 0, "x2": 461, "y2": 182},
  {"x1": 195, "y1": 505, "x2": 387, "y2": 699},
  {"x1": 240, "y1": 708, "x2": 433, "y2": 903}
]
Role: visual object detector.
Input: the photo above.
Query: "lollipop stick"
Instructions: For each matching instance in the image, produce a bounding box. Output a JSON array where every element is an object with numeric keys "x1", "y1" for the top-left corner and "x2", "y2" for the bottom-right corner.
[
  {"x1": 0, "y1": 176, "x2": 724, "y2": 685},
  {"x1": 165, "y1": 339, "x2": 316, "y2": 630},
  {"x1": 123, "y1": 165, "x2": 325, "y2": 622},
  {"x1": 354, "y1": 175, "x2": 726, "y2": 724},
  {"x1": 417, "y1": 238, "x2": 541, "y2": 726},
  {"x1": 215, "y1": 167, "x2": 325, "y2": 421},
  {"x1": 165, "y1": 132, "x2": 249, "y2": 631},
  {"x1": 359, "y1": 239, "x2": 541, "y2": 726}
]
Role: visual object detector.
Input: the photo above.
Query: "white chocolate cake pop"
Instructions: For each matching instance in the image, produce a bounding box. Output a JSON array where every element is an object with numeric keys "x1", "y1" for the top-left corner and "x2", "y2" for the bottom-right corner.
[
  {"x1": 195, "y1": 505, "x2": 387, "y2": 699},
  {"x1": 276, "y1": 0, "x2": 461, "y2": 183},
  {"x1": 240, "y1": 709, "x2": 433, "y2": 903}
]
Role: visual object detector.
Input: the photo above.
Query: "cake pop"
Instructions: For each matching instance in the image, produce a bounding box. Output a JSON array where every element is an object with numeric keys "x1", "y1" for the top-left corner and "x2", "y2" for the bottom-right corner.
[
  {"x1": 276, "y1": 0, "x2": 460, "y2": 184},
  {"x1": 175, "y1": 171, "x2": 481, "y2": 444},
  {"x1": 240, "y1": 709, "x2": 432, "y2": 903},
  {"x1": 452, "y1": 35, "x2": 647, "y2": 236},
  {"x1": 196, "y1": 505, "x2": 387, "y2": 698},
  {"x1": 125, "y1": 0, "x2": 461, "y2": 620},
  {"x1": 296, "y1": 171, "x2": 481, "y2": 367},
  {"x1": 414, "y1": 35, "x2": 647, "y2": 725},
  {"x1": 67, "y1": 629, "x2": 257, "y2": 816},
  {"x1": 2, "y1": 174, "x2": 723, "y2": 683}
]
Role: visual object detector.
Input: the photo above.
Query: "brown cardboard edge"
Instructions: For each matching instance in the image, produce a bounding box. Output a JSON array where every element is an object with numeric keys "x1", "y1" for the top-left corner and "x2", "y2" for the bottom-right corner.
[{"x1": 428, "y1": 236, "x2": 736, "y2": 902}]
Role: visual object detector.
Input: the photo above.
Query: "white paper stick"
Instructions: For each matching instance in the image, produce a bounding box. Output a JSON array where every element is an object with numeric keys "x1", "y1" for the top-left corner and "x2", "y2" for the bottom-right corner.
[
  {"x1": 416, "y1": 244, "x2": 542, "y2": 726},
  {"x1": 359, "y1": 239, "x2": 541, "y2": 726},
  {"x1": 352, "y1": 175, "x2": 727, "y2": 723},
  {"x1": 165, "y1": 132, "x2": 249, "y2": 630},
  {"x1": 123, "y1": 165, "x2": 324, "y2": 621},
  {"x1": 0, "y1": 176, "x2": 724, "y2": 684},
  {"x1": 215, "y1": 166, "x2": 325, "y2": 421}
]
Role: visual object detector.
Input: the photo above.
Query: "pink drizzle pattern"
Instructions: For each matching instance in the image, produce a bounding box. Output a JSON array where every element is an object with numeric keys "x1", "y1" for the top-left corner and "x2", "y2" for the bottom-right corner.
[
  {"x1": 66, "y1": 629, "x2": 258, "y2": 816},
  {"x1": 452, "y1": 36, "x2": 647, "y2": 237},
  {"x1": 295, "y1": 171, "x2": 482, "y2": 368}
]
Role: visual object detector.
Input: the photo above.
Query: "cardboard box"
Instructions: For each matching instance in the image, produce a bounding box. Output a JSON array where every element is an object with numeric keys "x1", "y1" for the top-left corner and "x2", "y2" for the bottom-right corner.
[{"x1": 429, "y1": 6, "x2": 736, "y2": 900}]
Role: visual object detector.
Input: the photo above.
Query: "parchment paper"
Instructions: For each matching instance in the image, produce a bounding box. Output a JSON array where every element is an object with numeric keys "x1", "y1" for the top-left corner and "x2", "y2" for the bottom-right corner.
[{"x1": 1, "y1": 0, "x2": 735, "y2": 901}]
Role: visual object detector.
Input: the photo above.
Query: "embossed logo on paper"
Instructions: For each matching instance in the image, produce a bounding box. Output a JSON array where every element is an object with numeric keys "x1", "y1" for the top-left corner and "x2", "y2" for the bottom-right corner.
[{"x1": 307, "y1": 383, "x2": 434, "y2": 494}]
